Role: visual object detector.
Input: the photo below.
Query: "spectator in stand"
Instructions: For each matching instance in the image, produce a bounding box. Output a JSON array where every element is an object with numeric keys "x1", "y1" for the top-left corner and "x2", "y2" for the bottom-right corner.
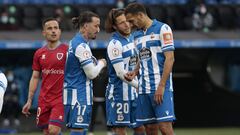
[
  {"x1": 2, "y1": 70, "x2": 21, "y2": 127},
  {"x1": 192, "y1": 3, "x2": 214, "y2": 32},
  {"x1": 55, "y1": 8, "x2": 73, "y2": 31}
]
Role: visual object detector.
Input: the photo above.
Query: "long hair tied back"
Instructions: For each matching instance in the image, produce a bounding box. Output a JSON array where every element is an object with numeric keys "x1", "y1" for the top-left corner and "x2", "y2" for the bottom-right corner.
[{"x1": 72, "y1": 17, "x2": 80, "y2": 29}]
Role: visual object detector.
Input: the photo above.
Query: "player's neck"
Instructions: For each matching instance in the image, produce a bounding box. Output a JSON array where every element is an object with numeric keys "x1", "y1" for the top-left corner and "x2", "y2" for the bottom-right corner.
[
  {"x1": 47, "y1": 41, "x2": 60, "y2": 50},
  {"x1": 79, "y1": 29, "x2": 89, "y2": 42},
  {"x1": 143, "y1": 17, "x2": 153, "y2": 31}
]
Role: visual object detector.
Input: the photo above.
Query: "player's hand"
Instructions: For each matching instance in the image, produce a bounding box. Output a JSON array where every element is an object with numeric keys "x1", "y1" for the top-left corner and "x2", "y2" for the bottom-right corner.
[
  {"x1": 99, "y1": 59, "x2": 107, "y2": 67},
  {"x1": 124, "y1": 71, "x2": 136, "y2": 81},
  {"x1": 22, "y1": 101, "x2": 32, "y2": 117},
  {"x1": 154, "y1": 85, "x2": 165, "y2": 105}
]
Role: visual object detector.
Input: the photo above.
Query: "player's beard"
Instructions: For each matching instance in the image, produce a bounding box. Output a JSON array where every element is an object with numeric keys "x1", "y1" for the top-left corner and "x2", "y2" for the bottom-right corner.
[
  {"x1": 118, "y1": 28, "x2": 130, "y2": 37},
  {"x1": 89, "y1": 32, "x2": 97, "y2": 40}
]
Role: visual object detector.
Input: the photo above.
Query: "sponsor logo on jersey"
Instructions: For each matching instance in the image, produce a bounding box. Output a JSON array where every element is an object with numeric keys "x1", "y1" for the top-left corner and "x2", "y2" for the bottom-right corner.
[
  {"x1": 163, "y1": 33, "x2": 173, "y2": 44},
  {"x1": 42, "y1": 68, "x2": 64, "y2": 75},
  {"x1": 139, "y1": 47, "x2": 152, "y2": 61},
  {"x1": 57, "y1": 53, "x2": 63, "y2": 60}
]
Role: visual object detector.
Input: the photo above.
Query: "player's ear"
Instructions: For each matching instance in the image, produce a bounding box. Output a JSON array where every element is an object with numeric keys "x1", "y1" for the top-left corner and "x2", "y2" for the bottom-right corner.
[{"x1": 138, "y1": 12, "x2": 144, "y2": 18}]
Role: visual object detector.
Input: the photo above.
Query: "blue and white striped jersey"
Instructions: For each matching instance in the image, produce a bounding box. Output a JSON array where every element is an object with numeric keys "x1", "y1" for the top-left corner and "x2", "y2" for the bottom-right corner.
[
  {"x1": 0, "y1": 71, "x2": 7, "y2": 92},
  {"x1": 106, "y1": 32, "x2": 138, "y2": 101},
  {"x1": 134, "y1": 19, "x2": 174, "y2": 94},
  {"x1": 64, "y1": 33, "x2": 94, "y2": 105}
]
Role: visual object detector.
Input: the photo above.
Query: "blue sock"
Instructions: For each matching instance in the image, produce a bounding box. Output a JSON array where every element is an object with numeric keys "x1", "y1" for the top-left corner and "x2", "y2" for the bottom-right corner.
[{"x1": 70, "y1": 130, "x2": 86, "y2": 135}]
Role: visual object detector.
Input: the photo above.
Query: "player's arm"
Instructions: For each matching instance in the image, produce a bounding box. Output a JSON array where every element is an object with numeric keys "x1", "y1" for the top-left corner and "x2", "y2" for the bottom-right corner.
[
  {"x1": 155, "y1": 24, "x2": 175, "y2": 104},
  {"x1": 0, "y1": 72, "x2": 7, "y2": 113},
  {"x1": 124, "y1": 61, "x2": 140, "y2": 82},
  {"x1": 159, "y1": 51, "x2": 174, "y2": 89},
  {"x1": 75, "y1": 44, "x2": 106, "y2": 79},
  {"x1": 108, "y1": 40, "x2": 138, "y2": 88},
  {"x1": 22, "y1": 70, "x2": 40, "y2": 116},
  {"x1": 113, "y1": 62, "x2": 138, "y2": 88},
  {"x1": 83, "y1": 59, "x2": 106, "y2": 79}
]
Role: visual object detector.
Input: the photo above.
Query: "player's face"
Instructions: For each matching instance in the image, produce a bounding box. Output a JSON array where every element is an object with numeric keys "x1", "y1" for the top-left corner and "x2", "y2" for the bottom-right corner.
[
  {"x1": 126, "y1": 13, "x2": 143, "y2": 29},
  {"x1": 86, "y1": 17, "x2": 100, "y2": 40},
  {"x1": 42, "y1": 20, "x2": 61, "y2": 42},
  {"x1": 115, "y1": 14, "x2": 131, "y2": 36}
]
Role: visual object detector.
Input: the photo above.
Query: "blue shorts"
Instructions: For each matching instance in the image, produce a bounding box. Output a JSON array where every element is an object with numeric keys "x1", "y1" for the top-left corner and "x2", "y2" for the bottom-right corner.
[
  {"x1": 106, "y1": 98, "x2": 142, "y2": 128},
  {"x1": 64, "y1": 102, "x2": 92, "y2": 129},
  {"x1": 136, "y1": 90, "x2": 176, "y2": 124}
]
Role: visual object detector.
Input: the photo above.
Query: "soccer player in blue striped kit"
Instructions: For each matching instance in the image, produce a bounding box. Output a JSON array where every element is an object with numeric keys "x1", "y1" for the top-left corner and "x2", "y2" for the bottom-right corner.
[
  {"x1": 125, "y1": 3, "x2": 176, "y2": 135},
  {"x1": 0, "y1": 70, "x2": 7, "y2": 114},
  {"x1": 63, "y1": 11, "x2": 107, "y2": 135},
  {"x1": 105, "y1": 8, "x2": 145, "y2": 135}
]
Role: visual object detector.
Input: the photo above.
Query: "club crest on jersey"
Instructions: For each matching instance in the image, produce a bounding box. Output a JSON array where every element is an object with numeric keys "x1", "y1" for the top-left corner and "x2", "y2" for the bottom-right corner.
[
  {"x1": 57, "y1": 53, "x2": 63, "y2": 60},
  {"x1": 150, "y1": 32, "x2": 155, "y2": 39},
  {"x1": 139, "y1": 47, "x2": 152, "y2": 61},
  {"x1": 41, "y1": 54, "x2": 46, "y2": 59}
]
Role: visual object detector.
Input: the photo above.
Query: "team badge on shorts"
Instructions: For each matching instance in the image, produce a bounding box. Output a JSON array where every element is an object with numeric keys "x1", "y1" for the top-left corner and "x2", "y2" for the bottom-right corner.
[
  {"x1": 77, "y1": 115, "x2": 84, "y2": 123},
  {"x1": 57, "y1": 53, "x2": 63, "y2": 60},
  {"x1": 117, "y1": 114, "x2": 124, "y2": 121}
]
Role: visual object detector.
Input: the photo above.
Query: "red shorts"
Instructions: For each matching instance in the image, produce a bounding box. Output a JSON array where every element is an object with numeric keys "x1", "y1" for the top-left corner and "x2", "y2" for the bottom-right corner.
[{"x1": 36, "y1": 97, "x2": 64, "y2": 129}]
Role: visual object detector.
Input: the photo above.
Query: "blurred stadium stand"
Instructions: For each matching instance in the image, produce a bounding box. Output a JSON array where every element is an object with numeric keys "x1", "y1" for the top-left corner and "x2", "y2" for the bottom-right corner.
[{"x1": 0, "y1": 0, "x2": 240, "y2": 30}]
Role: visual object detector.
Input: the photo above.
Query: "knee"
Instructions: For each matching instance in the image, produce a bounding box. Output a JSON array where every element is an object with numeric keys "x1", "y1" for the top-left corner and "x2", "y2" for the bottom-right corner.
[
  {"x1": 48, "y1": 126, "x2": 61, "y2": 135},
  {"x1": 134, "y1": 125, "x2": 145, "y2": 133},
  {"x1": 145, "y1": 124, "x2": 158, "y2": 131},
  {"x1": 158, "y1": 122, "x2": 174, "y2": 135}
]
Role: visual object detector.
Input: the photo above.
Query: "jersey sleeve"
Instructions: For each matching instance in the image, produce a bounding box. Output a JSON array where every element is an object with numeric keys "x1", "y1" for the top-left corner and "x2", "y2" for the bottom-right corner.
[
  {"x1": 75, "y1": 43, "x2": 93, "y2": 67},
  {"x1": 32, "y1": 50, "x2": 41, "y2": 71},
  {"x1": 0, "y1": 73, "x2": 7, "y2": 91},
  {"x1": 107, "y1": 39, "x2": 123, "y2": 65},
  {"x1": 160, "y1": 24, "x2": 175, "y2": 52}
]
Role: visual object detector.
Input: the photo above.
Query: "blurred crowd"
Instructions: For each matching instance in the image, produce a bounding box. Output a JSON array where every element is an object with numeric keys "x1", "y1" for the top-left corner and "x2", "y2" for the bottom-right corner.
[{"x1": 0, "y1": 0, "x2": 240, "y2": 31}]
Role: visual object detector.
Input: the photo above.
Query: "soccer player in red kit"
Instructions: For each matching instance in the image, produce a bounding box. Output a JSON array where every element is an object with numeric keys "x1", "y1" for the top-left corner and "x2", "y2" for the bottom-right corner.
[{"x1": 22, "y1": 18, "x2": 68, "y2": 135}]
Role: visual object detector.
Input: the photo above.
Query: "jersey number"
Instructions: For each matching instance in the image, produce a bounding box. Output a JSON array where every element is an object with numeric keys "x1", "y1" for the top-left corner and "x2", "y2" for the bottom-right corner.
[
  {"x1": 77, "y1": 105, "x2": 86, "y2": 116},
  {"x1": 116, "y1": 103, "x2": 129, "y2": 114}
]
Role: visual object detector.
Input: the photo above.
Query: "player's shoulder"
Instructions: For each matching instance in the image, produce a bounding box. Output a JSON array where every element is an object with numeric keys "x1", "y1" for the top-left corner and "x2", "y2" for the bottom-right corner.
[
  {"x1": 158, "y1": 21, "x2": 172, "y2": 32},
  {"x1": 108, "y1": 38, "x2": 122, "y2": 48},
  {"x1": 35, "y1": 45, "x2": 46, "y2": 55},
  {"x1": 59, "y1": 43, "x2": 69, "y2": 50}
]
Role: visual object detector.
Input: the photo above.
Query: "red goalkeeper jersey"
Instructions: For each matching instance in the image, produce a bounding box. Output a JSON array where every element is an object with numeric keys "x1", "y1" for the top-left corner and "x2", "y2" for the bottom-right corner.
[{"x1": 32, "y1": 43, "x2": 68, "y2": 103}]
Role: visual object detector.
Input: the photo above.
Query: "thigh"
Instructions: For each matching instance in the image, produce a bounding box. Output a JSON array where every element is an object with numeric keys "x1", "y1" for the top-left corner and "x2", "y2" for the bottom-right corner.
[
  {"x1": 136, "y1": 94, "x2": 157, "y2": 124},
  {"x1": 154, "y1": 90, "x2": 176, "y2": 122},
  {"x1": 64, "y1": 103, "x2": 92, "y2": 129},
  {"x1": 49, "y1": 101, "x2": 64, "y2": 128},
  {"x1": 37, "y1": 103, "x2": 51, "y2": 129}
]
